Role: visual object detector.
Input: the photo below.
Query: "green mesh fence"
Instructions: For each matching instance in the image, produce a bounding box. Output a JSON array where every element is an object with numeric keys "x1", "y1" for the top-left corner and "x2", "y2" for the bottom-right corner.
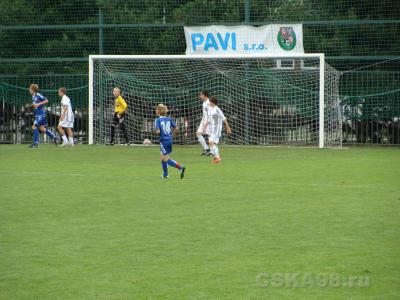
[
  {"x1": 0, "y1": 0, "x2": 399, "y2": 144},
  {"x1": 1, "y1": 0, "x2": 399, "y2": 68},
  {"x1": 0, "y1": 75, "x2": 87, "y2": 143}
]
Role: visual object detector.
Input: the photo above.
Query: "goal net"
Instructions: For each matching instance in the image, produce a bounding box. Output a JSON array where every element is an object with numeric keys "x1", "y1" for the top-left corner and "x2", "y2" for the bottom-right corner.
[{"x1": 89, "y1": 55, "x2": 342, "y2": 148}]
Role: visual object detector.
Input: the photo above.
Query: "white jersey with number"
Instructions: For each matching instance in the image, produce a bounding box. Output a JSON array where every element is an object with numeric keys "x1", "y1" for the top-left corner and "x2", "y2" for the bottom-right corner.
[
  {"x1": 207, "y1": 105, "x2": 226, "y2": 139},
  {"x1": 197, "y1": 98, "x2": 210, "y2": 134}
]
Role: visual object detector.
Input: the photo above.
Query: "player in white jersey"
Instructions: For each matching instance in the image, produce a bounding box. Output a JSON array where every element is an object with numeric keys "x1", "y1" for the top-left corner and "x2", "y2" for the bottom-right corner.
[
  {"x1": 196, "y1": 91, "x2": 212, "y2": 156},
  {"x1": 57, "y1": 87, "x2": 74, "y2": 147},
  {"x1": 203, "y1": 96, "x2": 232, "y2": 164}
]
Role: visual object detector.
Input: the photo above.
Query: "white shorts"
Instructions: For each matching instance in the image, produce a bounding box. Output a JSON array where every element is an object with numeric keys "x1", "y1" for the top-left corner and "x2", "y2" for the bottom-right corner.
[
  {"x1": 59, "y1": 119, "x2": 74, "y2": 128},
  {"x1": 209, "y1": 134, "x2": 220, "y2": 144},
  {"x1": 197, "y1": 120, "x2": 211, "y2": 135}
]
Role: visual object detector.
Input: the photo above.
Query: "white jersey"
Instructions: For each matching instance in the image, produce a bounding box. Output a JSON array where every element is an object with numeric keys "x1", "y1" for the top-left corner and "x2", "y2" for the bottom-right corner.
[
  {"x1": 61, "y1": 95, "x2": 74, "y2": 122},
  {"x1": 207, "y1": 105, "x2": 226, "y2": 138},
  {"x1": 201, "y1": 98, "x2": 210, "y2": 123}
]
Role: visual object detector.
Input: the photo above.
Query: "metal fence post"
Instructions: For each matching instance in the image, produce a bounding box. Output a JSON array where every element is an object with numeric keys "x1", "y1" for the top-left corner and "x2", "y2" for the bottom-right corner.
[
  {"x1": 99, "y1": 8, "x2": 104, "y2": 54},
  {"x1": 244, "y1": 0, "x2": 251, "y2": 23}
]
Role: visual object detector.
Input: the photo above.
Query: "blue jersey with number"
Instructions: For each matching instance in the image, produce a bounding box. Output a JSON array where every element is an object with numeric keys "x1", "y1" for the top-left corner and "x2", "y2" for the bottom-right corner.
[
  {"x1": 32, "y1": 93, "x2": 47, "y2": 117},
  {"x1": 155, "y1": 116, "x2": 176, "y2": 143}
]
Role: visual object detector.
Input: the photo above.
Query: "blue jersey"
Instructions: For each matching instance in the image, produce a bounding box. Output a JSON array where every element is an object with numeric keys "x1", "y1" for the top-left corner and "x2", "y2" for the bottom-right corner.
[
  {"x1": 155, "y1": 116, "x2": 176, "y2": 143},
  {"x1": 32, "y1": 93, "x2": 47, "y2": 117}
]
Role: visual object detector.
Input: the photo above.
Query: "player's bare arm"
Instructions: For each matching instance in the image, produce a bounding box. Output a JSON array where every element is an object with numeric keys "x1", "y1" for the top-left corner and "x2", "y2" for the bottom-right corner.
[
  {"x1": 224, "y1": 120, "x2": 232, "y2": 135},
  {"x1": 60, "y1": 105, "x2": 67, "y2": 121},
  {"x1": 173, "y1": 127, "x2": 179, "y2": 137}
]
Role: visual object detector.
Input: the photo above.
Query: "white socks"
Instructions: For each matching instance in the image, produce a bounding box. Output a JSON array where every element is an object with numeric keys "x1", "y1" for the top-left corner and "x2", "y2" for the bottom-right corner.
[
  {"x1": 197, "y1": 135, "x2": 209, "y2": 150},
  {"x1": 210, "y1": 145, "x2": 219, "y2": 158},
  {"x1": 61, "y1": 135, "x2": 74, "y2": 146}
]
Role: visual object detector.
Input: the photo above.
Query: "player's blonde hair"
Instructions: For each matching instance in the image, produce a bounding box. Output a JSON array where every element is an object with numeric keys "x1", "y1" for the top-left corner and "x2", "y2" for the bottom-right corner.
[
  {"x1": 29, "y1": 84, "x2": 39, "y2": 93},
  {"x1": 156, "y1": 104, "x2": 168, "y2": 116},
  {"x1": 59, "y1": 87, "x2": 67, "y2": 94}
]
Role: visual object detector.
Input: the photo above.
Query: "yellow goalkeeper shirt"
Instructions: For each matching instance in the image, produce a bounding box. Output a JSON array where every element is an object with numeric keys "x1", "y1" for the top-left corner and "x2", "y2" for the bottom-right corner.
[{"x1": 114, "y1": 95, "x2": 128, "y2": 114}]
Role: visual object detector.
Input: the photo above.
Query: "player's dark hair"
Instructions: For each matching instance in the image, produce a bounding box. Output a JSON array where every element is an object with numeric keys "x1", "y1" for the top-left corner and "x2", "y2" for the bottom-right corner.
[
  {"x1": 30, "y1": 84, "x2": 39, "y2": 93},
  {"x1": 200, "y1": 90, "x2": 209, "y2": 97},
  {"x1": 210, "y1": 96, "x2": 218, "y2": 105},
  {"x1": 59, "y1": 87, "x2": 67, "y2": 94}
]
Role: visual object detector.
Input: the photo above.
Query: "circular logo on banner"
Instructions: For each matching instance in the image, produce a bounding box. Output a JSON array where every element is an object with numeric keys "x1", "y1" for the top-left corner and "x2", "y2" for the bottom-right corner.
[{"x1": 277, "y1": 27, "x2": 297, "y2": 51}]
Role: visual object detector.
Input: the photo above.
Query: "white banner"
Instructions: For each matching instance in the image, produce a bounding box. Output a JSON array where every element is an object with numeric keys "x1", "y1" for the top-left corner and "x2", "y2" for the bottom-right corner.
[{"x1": 184, "y1": 24, "x2": 304, "y2": 55}]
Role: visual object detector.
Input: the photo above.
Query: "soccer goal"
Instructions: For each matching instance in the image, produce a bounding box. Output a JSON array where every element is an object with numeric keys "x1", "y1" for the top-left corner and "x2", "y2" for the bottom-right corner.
[{"x1": 88, "y1": 54, "x2": 342, "y2": 148}]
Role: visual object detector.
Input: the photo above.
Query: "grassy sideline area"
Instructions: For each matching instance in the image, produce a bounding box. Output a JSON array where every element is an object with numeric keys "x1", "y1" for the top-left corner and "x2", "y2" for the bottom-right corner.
[{"x1": 0, "y1": 145, "x2": 399, "y2": 299}]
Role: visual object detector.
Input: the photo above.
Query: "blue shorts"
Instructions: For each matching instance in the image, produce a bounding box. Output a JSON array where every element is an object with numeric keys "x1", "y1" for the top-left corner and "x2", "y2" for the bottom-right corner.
[
  {"x1": 160, "y1": 140, "x2": 172, "y2": 155},
  {"x1": 34, "y1": 115, "x2": 47, "y2": 127}
]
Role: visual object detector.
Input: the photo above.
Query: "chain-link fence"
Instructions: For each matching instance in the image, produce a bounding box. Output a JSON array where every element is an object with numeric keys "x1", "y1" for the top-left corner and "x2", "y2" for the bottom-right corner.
[{"x1": 0, "y1": 0, "x2": 399, "y2": 144}]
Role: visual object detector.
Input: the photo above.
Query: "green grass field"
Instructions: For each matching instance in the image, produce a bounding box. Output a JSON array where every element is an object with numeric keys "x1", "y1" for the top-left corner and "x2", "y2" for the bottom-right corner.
[{"x1": 0, "y1": 145, "x2": 399, "y2": 299}]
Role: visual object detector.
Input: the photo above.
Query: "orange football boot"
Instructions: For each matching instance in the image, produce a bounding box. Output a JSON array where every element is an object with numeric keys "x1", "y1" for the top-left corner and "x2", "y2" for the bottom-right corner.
[{"x1": 212, "y1": 157, "x2": 222, "y2": 164}]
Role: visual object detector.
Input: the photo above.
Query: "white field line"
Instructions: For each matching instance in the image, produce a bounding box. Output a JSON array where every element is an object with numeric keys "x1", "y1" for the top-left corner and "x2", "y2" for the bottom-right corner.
[
  {"x1": 0, "y1": 170, "x2": 395, "y2": 191},
  {"x1": 0, "y1": 171, "x2": 85, "y2": 177}
]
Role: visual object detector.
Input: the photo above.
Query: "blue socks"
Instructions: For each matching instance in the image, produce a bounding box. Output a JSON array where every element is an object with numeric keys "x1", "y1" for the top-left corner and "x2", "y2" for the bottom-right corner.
[
  {"x1": 161, "y1": 161, "x2": 168, "y2": 177},
  {"x1": 161, "y1": 159, "x2": 183, "y2": 177},
  {"x1": 167, "y1": 159, "x2": 182, "y2": 170},
  {"x1": 45, "y1": 129, "x2": 56, "y2": 139},
  {"x1": 33, "y1": 128, "x2": 56, "y2": 144},
  {"x1": 33, "y1": 128, "x2": 39, "y2": 144}
]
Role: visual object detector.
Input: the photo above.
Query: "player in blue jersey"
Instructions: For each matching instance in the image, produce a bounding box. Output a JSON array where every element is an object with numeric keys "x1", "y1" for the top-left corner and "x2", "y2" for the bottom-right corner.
[
  {"x1": 29, "y1": 84, "x2": 57, "y2": 148},
  {"x1": 154, "y1": 104, "x2": 186, "y2": 179}
]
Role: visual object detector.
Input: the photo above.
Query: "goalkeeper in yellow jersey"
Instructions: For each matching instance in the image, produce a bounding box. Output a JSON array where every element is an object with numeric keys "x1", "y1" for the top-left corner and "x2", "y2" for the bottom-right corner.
[{"x1": 107, "y1": 87, "x2": 130, "y2": 145}]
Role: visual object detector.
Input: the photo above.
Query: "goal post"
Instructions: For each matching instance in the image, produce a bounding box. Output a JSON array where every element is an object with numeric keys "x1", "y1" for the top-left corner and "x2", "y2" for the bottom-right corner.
[
  {"x1": 319, "y1": 56, "x2": 325, "y2": 149},
  {"x1": 88, "y1": 56, "x2": 94, "y2": 145},
  {"x1": 88, "y1": 54, "x2": 341, "y2": 148}
]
